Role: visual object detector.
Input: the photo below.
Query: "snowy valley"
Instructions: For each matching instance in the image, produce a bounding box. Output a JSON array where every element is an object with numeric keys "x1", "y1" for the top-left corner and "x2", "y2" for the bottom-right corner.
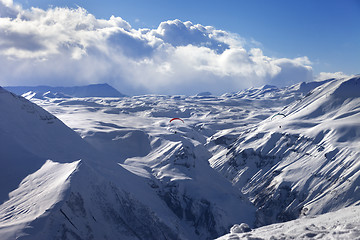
[{"x1": 0, "y1": 76, "x2": 360, "y2": 240}]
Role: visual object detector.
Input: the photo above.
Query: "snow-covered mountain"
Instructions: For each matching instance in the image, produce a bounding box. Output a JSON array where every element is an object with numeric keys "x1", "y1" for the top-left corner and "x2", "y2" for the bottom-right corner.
[
  {"x1": 208, "y1": 76, "x2": 360, "y2": 227},
  {"x1": 4, "y1": 83, "x2": 125, "y2": 99},
  {"x1": 0, "y1": 87, "x2": 94, "y2": 203},
  {"x1": 222, "y1": 78, "x2": 333, "y2": 106},
  {"x1": 0, "y1": 87, "x2": 254, "y2": 239},
  {"x1": 1, "y1": 75, "x2": 359, "y2": 239}
]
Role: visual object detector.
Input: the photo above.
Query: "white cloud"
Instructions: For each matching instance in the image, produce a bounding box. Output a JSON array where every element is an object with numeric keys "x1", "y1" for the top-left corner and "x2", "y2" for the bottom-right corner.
[
  {"x1": 315, "y1": 72, "x2": 350, "y2": 81},
  {"x1": 269, "y1": 56, "x2": 313, "y2": 87},
  {"x1": 0, "y1": 0, "x2": 314, "y2": 95}
]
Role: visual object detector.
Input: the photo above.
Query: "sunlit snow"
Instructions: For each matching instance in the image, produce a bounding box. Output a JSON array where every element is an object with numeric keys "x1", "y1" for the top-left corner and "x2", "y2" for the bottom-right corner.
[{"x1": 0, "y1": 75, "x2": 359, "y2": 239}]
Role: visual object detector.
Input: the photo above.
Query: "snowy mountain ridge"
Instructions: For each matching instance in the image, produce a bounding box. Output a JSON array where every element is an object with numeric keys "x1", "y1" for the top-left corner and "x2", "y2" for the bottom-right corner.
[
  {"x1": 0, "y1": 76, "x2": 359, "y2": 239},
  {"x1": 4, "y1": 83, "x2": 125, "y2": 99},
  {"x1": 223, "y1": 78, "x2": 334, "y2": 106},
  {"x1": 209, "y1": 76, "x2": 360, "y2": 226}
]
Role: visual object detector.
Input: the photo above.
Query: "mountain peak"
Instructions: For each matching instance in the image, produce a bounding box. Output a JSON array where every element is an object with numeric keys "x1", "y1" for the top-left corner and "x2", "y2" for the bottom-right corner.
[
  {"x1": 260, "y1": 84, "x2": 277, "y2": 90},
  {"x1": 4, "y1": 83, "x2": 126, "y2": 99}
]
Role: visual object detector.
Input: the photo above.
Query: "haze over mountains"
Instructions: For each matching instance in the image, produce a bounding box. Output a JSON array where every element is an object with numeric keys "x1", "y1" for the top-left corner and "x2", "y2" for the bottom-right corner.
[{"x1": 0, "y1": 75, "x2": 359, "y2": 239}]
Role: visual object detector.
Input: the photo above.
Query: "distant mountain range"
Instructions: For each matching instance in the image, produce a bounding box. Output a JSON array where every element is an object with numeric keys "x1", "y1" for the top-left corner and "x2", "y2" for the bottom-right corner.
[{"x1": 4, "y1": 83, "x2": 126, "y2": 98}]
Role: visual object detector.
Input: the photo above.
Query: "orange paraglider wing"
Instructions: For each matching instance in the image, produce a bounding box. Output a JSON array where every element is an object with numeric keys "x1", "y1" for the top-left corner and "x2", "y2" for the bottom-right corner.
[{"x1": 169, "y1": 118, "x2": 184, "y2": 123}]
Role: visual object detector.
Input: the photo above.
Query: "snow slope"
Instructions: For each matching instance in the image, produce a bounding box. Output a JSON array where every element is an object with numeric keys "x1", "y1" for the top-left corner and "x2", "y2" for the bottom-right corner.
[
  {"x1": 0, "y1": 160, "x2": 80, "y2": 239},
  {"x1": 0, "y1": 87, "x2": 93, "y2": 203},
  {"x1": 217, "y1": 205, "x2": 360, "y2": 240},
  {"x1": 0, "y1": 87, "x2": 255, "y2": 239},
  {"x1": 1, "y1": 76, "x2": 359, "y2": 239},
  {"x1": 209, "y1": 76, "x2": 360, "y2": 226},
  {"x1": 38, "y1": 94, "x2": 258, "y2": 239}
]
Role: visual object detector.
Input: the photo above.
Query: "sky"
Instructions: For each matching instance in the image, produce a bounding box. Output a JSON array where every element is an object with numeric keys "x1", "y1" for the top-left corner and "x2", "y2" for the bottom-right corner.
[{"x1": 0, "y1": 0, "x2": 359, "y2": 95}]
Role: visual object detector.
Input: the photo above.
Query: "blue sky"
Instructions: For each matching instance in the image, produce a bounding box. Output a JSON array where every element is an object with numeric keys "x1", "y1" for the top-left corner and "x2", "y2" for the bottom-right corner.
[
  {"x1": 17, "y1": 0, "x2": 360, "y2": 75},
  {"x1": 0, "y1": 0, "x2": 359, "y2": 94}
]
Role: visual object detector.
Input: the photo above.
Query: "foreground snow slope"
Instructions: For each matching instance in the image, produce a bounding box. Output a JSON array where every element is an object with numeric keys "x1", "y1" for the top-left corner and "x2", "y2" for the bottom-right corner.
[
  {"x1": 0, "y1": 160, "x2": 80, "y2": 239},
  {"x1": 0, "y1": 87, "x2": 94, "y2": 203},
  {"x1": 0, "y1": 157, "x2": 188, "y2": 239},
  {"x1": 209, "y1": 76, "x2": 360, "y2": 226},
  {"x1": 217, "y1": 205, "x2": 360, "y2": 240}
]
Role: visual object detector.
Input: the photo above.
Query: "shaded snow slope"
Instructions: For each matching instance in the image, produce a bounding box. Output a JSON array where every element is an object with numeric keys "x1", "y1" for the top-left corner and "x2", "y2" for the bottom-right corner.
[
  {"x1": 0, "y1": 87, "x2": 94, "y2": 203},
  {"x1": 0, "y1": 157, "x2": 187, "y2": 240},
  {"x1": 209, "y1": 76, "x2": 360, "y2": 226},
  {"x1": 6, "y1": 159, "x2": 185, "y2": 240},
  {"x1": 122, "y1": 135, "x2": 255, "y2": 239},
  {"x1": 217, "y1": 205, "x2": 360, "y2": 240},
  {"x1": 0, "y1": 160, "x2": 80, "y2": 240}
]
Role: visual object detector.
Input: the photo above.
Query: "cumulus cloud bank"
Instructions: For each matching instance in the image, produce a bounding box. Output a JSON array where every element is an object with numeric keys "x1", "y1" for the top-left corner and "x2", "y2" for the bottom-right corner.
[{"x1": 0, "y1": 0, "x2": 314, "y2": 95}]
